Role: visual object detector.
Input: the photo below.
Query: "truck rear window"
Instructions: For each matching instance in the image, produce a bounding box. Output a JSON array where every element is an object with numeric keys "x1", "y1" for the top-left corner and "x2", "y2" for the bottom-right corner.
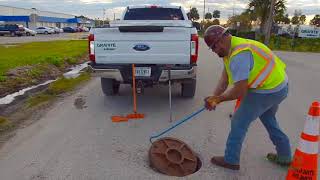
[{"x1": 124, "y1": 8, "x2": 184, "y2": 20}]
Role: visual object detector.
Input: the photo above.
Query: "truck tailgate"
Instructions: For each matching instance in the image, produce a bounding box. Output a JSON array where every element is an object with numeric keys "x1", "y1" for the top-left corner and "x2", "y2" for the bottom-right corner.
[{"x1": 93, "y1": 26, "x2": 192, "y2": 64}]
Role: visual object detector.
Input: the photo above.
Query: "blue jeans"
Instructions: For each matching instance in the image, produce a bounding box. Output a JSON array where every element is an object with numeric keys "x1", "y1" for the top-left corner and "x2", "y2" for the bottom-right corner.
[{"x1": 224, "y1": 84, "x2": 292, "y2": 165}]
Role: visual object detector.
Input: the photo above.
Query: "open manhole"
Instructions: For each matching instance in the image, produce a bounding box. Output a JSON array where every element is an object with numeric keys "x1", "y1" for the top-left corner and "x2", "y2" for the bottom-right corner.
[{"x1": 149, "y1": 137, "x2": 202, "y2": 177}]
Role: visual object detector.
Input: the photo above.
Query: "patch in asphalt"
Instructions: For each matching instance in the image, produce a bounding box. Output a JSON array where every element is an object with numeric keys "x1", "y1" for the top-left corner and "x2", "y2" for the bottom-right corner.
[{"x1": 74, "y1": 96, "x2": 87, "y2": 109}]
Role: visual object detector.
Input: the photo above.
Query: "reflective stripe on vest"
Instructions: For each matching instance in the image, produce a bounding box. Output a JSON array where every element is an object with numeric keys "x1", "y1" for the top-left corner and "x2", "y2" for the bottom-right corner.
[{"x1": 231, "y1": 44, "x2": 275, "y2": 88}]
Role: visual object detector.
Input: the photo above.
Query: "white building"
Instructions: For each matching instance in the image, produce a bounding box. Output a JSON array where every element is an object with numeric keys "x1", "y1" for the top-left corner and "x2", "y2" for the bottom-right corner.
[{"x1": 0, "y1": 5, "x2": 93, "y2": 29}]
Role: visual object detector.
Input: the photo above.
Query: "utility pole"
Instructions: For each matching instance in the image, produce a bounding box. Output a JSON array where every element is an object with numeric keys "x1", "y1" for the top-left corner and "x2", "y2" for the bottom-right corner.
[
  {"x1": 264, "y1": 0, "x2": 276, "y2": 45},
  {"x1": 203, "y1": 0, "x2": 206, "y2": 21},
  {"x1": 233, "y1": 0, "x2": 235, "y2": 16},
  {"x1": 103, "y1": 8, "x2": 105, "y2": 25}
]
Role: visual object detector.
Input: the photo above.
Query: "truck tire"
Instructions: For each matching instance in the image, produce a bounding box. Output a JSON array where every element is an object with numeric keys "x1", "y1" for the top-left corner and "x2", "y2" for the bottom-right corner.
[
  {"x1": 101, "y1": 78, "x2": 120, "y2": 96},
  {"x1": 181, "y1": 78, "x2": 196, "y2": 98}
]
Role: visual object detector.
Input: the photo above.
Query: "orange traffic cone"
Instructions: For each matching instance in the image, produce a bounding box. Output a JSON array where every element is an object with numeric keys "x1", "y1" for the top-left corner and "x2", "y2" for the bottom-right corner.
[
  {"x1": 229, "y1": 98, "x2": 242, "y2": 119},
  {"x1": 286, "y1": 101, "x2": 320, "y2": 180},
  {"x1": 234, "y1": 97, "x2": 242, "y2": 112}
]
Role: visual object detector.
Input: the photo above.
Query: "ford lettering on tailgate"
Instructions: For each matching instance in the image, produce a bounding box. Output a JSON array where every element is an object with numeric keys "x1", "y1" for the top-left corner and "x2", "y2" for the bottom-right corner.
[{"x1": 133, "y1": 44, "x2": 150, "y2": 51}]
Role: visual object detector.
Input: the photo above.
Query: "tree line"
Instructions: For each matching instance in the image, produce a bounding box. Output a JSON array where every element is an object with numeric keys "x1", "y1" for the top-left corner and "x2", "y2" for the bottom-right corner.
[{"x1": 186, "y1": 0, "x2": 320, "y2": 33}]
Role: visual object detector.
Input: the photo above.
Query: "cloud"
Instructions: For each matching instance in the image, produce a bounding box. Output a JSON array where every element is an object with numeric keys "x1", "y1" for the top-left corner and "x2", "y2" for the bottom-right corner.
[
  {"x1": 79, "y1": 0, "x2": 112, "y2": 4},
  {"x1": 0, "y1": 0, "x2": 319, "y2": 22}
]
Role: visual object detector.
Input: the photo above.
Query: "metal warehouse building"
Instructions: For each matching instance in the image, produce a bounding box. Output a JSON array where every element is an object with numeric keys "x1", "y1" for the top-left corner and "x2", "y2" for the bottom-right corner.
[{"x1": 0, "y1": 5, "x2": 93, "y2": 29}]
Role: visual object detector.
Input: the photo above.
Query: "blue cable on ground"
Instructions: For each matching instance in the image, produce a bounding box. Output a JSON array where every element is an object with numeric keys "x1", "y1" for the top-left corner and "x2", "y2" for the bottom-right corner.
[{"x1": 149, "y1": 107, "x2": 206, "y2": 143}]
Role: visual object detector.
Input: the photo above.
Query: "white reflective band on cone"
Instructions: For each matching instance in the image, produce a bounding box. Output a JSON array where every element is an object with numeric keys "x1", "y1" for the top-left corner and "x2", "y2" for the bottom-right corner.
[
  {"x1": 303, "y1": 115, "x2": 320, "y2": 136},
  {"x1": 298, "y1": 139, "x2": 318, "y2": 154}
]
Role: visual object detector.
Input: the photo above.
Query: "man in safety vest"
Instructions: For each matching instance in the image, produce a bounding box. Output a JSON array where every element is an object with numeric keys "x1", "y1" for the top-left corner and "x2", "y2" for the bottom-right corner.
[{"x1": 204, "y1": 25, "x2": 292, "y2": 170}]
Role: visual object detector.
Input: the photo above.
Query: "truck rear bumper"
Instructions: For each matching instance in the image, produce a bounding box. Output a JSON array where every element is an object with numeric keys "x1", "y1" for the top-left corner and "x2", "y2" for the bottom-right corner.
[
  {"x1": 88, "y1": 66, "x2": 124, "y2": 82},
  {"x1": 158, "y1": 67, "x2": 196, "y2": 82},
  {"x1": 88, "y1": 63, "x2": 197, "y2": 83}
]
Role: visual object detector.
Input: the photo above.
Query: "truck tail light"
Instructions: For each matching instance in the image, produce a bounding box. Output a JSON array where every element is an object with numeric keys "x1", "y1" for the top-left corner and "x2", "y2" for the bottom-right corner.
[
  {"x1": 190, "y1": 34, "x2": 199, "y2": 64},
  {"x1": 88, "y1": 34, "x2": 95, "y2": 62}
]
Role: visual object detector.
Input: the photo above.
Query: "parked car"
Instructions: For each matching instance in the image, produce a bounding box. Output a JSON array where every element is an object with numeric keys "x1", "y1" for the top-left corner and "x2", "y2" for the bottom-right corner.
[
  {"x1": 50, "y1": 27, "x2": 63, "y2": 34},
  {"x1": 23, "y1": 27, "x2": 37, "y2": 36},
  {"x1": 62, "y1": 27, "x2": 76, "y2": 33},
  {"x1": 35, "y1": 27, "x2": 55, "y2": 34},
  {"x1": 76, "y1": 27, "x2": 83, "y2": 32},
  {"x1": 81, "y1": 27, "x2": 89, "y2": 32},
  {"x1": 0, "y1": 24, "x2": 26, "y2": 36},
  {"x1": 73, "y1": 27, "x2": 81, "y2": 32}
]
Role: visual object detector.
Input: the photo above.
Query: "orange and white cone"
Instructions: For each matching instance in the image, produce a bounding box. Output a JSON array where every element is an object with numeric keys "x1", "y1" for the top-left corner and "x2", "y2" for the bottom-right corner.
[
  {"x1": 229, "y1": 98, "x2": 242, "y2": 119},
  {"x1": 286, "y1": 101, "x2": 320, "y2": 180},
  {"x1": 234, "y1": 98, "x2": 242, "y2": 112}
]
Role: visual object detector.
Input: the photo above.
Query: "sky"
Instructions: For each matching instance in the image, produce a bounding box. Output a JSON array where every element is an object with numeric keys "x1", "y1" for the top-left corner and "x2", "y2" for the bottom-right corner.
[{"x1": 0, "y1": 0, "x2": 319, "y2": 23}]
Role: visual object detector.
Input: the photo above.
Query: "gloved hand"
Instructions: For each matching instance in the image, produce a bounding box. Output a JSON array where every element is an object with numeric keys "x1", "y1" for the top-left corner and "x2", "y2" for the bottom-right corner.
[{"x1": 204, "y1": 96, "x2": 222, "y2": 111}]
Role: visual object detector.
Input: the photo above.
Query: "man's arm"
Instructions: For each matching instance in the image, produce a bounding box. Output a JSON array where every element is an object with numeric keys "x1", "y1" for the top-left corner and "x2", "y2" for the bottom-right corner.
[
  {"x1": 205, "y1": 51, "x2": 252, "y2": 109},
  {"x1": 213, "y1": 67, "x2": 229, "y2": 96},
  {"x1": 219, "y1": 80, "x2": 248, "y2": 102},
  {"x1": 219, "y1": 51, "x2": 252, "y2": 102}
]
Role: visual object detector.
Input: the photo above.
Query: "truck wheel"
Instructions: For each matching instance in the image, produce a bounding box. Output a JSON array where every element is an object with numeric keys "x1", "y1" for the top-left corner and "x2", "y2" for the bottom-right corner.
[
  {"x1": 101, "y1": 78, "x2": 120, "y2": 96},
  {"x1": 181, "y1": 78, "x2": 196, "y2": 98}
]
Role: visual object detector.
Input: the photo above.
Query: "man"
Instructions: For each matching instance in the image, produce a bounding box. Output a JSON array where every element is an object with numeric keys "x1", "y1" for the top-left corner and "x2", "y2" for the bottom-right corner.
[{"x1": 204, "y1": 25, "x2": 292, "y2": 170}]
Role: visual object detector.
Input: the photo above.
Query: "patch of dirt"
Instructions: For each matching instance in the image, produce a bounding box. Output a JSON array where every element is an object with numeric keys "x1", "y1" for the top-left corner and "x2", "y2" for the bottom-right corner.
[
  {"x1": 0, "y1": 65, "x2": 60, "y2": 98},
  {"x1": 0, "y1": 56, "x2": 88, "y2": 98},
  {"x1": 6, "y1": 66, "x2": 34, "y2": 77},
  {"x1": 0, "y1": 55, "x2": 89, "y2": 148}
]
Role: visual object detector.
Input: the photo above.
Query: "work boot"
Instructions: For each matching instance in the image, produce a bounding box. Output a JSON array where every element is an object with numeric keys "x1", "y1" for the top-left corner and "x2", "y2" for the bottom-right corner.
[
  {"x1": 211, "y1": 156, "x2": 240, "y2": 170},
  {"x1": 266, "y1": 153, "x2": 291, "y2": 167}
]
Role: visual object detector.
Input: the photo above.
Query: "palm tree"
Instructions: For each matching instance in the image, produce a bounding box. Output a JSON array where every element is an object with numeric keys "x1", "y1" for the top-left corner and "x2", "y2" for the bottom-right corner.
[{"x1": 246, "y1": 0, "x2": 286, "y2": 33}]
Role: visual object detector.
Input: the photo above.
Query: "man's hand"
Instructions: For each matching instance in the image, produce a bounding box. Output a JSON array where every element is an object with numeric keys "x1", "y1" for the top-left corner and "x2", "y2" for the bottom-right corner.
[{"x1": 204, "y1": 96, "x2": 222, "y2": 111}]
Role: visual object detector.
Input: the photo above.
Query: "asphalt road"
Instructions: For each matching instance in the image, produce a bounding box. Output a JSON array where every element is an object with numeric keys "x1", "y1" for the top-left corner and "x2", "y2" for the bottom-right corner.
[
  {"x1": 0, "y1": 32, "x2": 88, "y2": 44},
  {"x1": 0, "y1": 40, "x2": 319, "y2": 180}
]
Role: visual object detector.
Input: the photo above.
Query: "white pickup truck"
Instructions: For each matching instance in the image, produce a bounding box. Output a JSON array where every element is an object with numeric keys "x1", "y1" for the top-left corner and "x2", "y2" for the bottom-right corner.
[{"x1": 88, "y1": 5, "x2": 199, "y2": 97}]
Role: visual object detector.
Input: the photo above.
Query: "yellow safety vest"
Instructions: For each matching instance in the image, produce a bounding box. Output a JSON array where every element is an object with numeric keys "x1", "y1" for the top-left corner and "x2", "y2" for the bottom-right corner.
[{"x1": 224, "y1": 36, "x2": 287, "y2": 90}]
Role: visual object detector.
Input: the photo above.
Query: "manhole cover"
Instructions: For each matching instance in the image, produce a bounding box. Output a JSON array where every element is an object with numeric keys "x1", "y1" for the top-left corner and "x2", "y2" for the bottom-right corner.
[{"x1": 149, "y1": 137, "x2": 199, "y2": 177}]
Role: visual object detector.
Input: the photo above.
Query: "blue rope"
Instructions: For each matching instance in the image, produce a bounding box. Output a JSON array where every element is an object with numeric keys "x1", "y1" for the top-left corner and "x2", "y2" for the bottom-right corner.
[{"x1": 149, "y1": 107, "x2": 206, "y2": 143}]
